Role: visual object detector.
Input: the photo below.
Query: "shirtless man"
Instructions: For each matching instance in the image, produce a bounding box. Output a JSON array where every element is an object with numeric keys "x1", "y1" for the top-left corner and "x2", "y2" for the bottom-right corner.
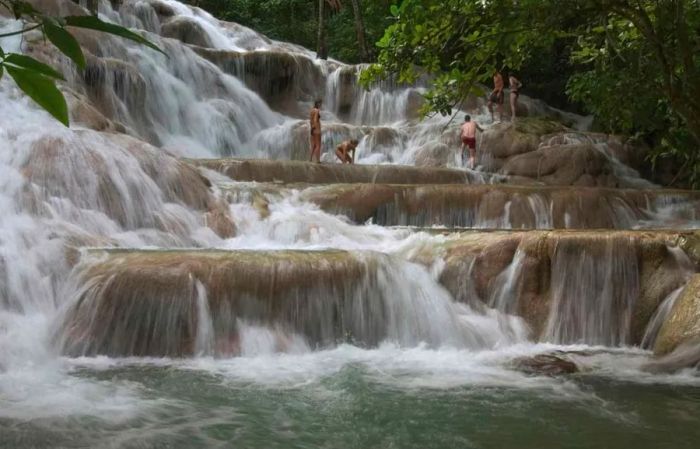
[
  {"x1": 309, "y1": 100, "x2": 322, "y2": 163},
  {"x1": 509, "y1": 74, "x2": 523, "y2": 121},
  {"x1": 487, "y1": 70, "x2": 505, "y2": 122},
  {"x1": 335, "y1": 139, "x2": 359, "y2": 164},
  {"x1": 460, "y1": 115, "x2": 483, "y2": 169}
]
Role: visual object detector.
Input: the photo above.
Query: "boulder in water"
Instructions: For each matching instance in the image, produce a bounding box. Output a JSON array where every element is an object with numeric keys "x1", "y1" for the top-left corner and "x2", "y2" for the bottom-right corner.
[
  {"x1": 654, "y1": 275, "x2": 700, "y2": 356},
  {"x1": 512, "y1": 353, "x2": 579, "y2": 376}
]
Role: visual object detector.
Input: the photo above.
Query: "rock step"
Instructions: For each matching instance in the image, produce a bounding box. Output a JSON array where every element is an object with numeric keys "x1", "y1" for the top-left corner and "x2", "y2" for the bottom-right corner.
[
  {"x1": 190, "y1": 158, "x2": 495, "y2": 184},
  {"x1": 56, "y1": 230, "x2": 699, "y2": 358},
  {"x1": 221, "y1": 182, "x2": 700, "y2": 229}
]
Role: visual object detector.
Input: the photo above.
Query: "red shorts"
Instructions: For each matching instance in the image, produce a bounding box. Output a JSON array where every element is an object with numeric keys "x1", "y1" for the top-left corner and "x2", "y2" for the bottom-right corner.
[{"x1": 461, "y1": 136, "x2": 476, "y2": 149}]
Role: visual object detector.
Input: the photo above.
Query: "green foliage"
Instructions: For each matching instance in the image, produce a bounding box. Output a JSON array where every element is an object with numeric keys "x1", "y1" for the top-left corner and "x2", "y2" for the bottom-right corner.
[
  {"x1": 363, "y1": 0, "x2": 700, "y2": 187},
  {"x1": 186, "y1": 0, "x2": 396, "y2": 64},
  {"x1": 0, "y1": 0, "x2": 163, "y2": 126}
]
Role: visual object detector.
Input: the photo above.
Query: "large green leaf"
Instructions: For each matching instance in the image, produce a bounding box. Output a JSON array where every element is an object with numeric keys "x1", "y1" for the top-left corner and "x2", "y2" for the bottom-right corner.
[
  {"x1": 64, "y1": 15, "x2": 165, "y2": 55},
  {"x1": 4, "y1": 53, "x2": 65, "y2": 80},
  {"x1": 6, "y1": 66, "x2": 69, "y2": 126},
  {"x1": 44, "y1": 19, "x2": 86, "y2": 70}
]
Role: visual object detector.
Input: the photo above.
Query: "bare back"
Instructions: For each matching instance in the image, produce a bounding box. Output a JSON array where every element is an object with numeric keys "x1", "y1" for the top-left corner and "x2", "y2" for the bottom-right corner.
[{"x1": 461, "y1": 121, "x2": 477, "y2": 139}]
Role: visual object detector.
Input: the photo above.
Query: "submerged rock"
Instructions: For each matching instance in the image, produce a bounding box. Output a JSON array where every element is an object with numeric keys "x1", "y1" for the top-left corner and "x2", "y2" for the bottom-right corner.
[
  {"x1": 643, "y1": 339, "x2": 700, "y2": 374},
  {"x1": 512, "y1": 353, "x2": 579, "y2": 376}
]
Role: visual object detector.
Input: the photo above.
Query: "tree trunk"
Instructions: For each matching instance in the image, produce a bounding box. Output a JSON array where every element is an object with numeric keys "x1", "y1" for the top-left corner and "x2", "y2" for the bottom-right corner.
[
  {"x1": 317, "y1": 0, "x2": 328, "y2": 60},
  {"x1": 349, "y1": 0, "x2": 370, "y2": 61}
]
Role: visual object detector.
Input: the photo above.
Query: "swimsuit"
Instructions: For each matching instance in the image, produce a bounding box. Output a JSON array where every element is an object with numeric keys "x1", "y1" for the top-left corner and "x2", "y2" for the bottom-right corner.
[
  {"x1": 489, "y1": 90, "x2": 504, "y2": 105},
  {"x1": 461, "y1": 136, "x2": 477, "y2": 149}
]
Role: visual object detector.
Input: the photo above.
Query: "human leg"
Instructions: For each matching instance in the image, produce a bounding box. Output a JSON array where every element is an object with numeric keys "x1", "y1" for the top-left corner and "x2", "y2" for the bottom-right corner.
[{"x1": 311, "y1": 132, "x2": 322, "y2": 163}]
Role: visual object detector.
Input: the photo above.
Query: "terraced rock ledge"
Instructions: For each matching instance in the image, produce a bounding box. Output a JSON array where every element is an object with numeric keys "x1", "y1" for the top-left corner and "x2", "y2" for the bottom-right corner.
[
  {"x1": 57, "y1": 230, "x2": 700, "y2": 358},
  {"x1": 190, "y1": 158, "x2": 491, "y2": 184},
  {"x1": 220, "y1": 182, "x2": 700, "y2": 229}
]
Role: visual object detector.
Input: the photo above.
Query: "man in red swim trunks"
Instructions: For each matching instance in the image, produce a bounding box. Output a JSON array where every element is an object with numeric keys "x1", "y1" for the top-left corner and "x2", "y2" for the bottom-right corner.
[{"x1": 460, "y1": 115, "x2": 483, "y2": 169}]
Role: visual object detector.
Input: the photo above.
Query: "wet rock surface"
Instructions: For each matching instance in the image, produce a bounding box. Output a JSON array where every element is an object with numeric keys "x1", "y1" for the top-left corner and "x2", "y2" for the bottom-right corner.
[
  {"x1": 512, "y1": 353, "x2": 579, "y2": 376},
  {"x1": 654, "y1": 275, "x2": 700, "y2": 356},
  {"x1": 193, "y1": 158, "x2": 480, "y2": 184}
]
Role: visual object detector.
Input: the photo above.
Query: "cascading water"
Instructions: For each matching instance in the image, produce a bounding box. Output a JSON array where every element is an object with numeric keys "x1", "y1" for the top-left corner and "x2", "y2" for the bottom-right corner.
[{"x1": 1, "y1": 1, "x2": 700, "y2": 447}]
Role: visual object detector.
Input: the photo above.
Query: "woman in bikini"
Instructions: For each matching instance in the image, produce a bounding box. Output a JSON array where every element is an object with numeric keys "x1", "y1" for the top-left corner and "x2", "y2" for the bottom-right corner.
[{"x1": 509, "y1": 75, "x2": 523, "y2": 122}]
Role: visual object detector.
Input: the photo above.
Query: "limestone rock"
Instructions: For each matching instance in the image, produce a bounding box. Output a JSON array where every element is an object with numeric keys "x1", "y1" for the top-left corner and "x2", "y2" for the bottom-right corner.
[
  {"x1": 512, "y1": 353, "x2": 579, "y2": 376},
  {"x1": 414, "y1": 142, "x2": 451, "y2": 167},
  {"x1": 161, "y1": 17, "x2": 214, "y2": 48},
  {"x1": 654, "y1": 275, "x2": 700, "y2": 356}
]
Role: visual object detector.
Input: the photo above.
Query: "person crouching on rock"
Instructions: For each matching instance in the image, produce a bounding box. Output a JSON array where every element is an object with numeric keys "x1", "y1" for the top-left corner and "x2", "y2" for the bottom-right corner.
[
  {"x1": 336, "y1": 139, "x2": 359, "y2": 164},
  {"x1": 309, "y1": 99, "x2": 322, "y2": 163},
  {"x1": 460, "y1": 115, "x2": 483, "y2": 169}
]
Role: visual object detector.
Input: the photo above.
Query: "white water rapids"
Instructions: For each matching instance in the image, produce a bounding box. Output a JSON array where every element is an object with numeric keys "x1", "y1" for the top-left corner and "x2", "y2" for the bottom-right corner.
[{"x1": 0, "y1": 0, "x2": 698, "y2": 432}]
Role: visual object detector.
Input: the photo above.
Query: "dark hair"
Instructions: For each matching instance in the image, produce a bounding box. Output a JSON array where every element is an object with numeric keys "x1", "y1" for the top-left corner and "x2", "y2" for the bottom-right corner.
[
  {"x1": 464, "y1": 115, "x2": 471, "y2": 121},
  {"x1": 314, "y1": 99, "x2": 322, "y2": 108},
  {"x1": 350, "y1": 139, "x2": 359, "y2": 145}
]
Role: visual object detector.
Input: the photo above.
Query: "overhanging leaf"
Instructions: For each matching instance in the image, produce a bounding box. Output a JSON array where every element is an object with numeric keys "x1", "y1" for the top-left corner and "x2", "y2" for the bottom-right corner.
[
  {"x1": 4, "y1": 54, "x2": 65, "y2": 80},
  {"x1": 64, "y1": 15, "x2": 165, "y2": 55},
  {"x1": 7, "y1": 66, "x2": 69, "y2": 126},
  {"x1": 44, "y1": 19, "x2": 86, "y2": 69}
]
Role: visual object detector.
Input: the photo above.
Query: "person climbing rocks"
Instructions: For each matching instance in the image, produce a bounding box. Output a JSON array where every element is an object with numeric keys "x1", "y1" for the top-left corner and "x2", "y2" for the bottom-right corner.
[
  {"x1": 309, "y1": 99, "x2": 322, "y2": 163},
  {"x1": 460, "y1": 115, "x2": 483, "y2": 169},
  {"x1": 509, "y1": 74, "x2": 523, "y2": 122},
  {"x1": 335, "y1": 139, "x2": 359, "y2": 164},
  {"x1": 487, "y1": 70, "x2": 505, "y2": 123}
]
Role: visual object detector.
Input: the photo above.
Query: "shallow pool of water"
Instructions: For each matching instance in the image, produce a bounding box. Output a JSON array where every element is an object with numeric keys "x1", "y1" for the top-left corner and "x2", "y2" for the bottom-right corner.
[{"x1": 2, "y1": 345, "x2": 699, "y2": 449}]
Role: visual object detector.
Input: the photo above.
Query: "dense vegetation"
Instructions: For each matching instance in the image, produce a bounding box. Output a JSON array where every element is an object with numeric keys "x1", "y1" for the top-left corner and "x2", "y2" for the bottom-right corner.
[{"x1": 186, "y1": 0, "x2": 397, "y2": 64}]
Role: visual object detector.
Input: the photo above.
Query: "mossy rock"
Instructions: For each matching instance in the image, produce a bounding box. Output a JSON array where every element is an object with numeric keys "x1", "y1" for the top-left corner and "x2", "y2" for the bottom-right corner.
[{"x1": 514, "y1": 118, "x2": 568, "y2": 136}]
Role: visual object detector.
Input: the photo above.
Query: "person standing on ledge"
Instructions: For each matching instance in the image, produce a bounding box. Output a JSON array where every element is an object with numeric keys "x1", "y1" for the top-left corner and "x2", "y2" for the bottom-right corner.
[
  {"x1": 335, "y1": 139, "x2": 359, "y2": 164},
  {"x1": 309, "y1": 99, "x2": 322, "y2": 163},
  {"x1": 509, "y1": 74, "x2": 523, "y2": 122},
  {"x1": 460, "y1": 115, "x2": 483, "y2": 169},
  {"x1": 487, "y1": 70, "x2": 505, "y2": 123}
]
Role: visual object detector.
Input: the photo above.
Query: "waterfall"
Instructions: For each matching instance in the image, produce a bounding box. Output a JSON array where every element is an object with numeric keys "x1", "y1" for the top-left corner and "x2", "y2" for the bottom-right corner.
[
  {"x1": 55, "y1": 249, "x2": 528, "y2": 357},
  {"x1": 194, "y1": 279, "x2": 214, "y2": 356},
  {"x1": 641, "y1": 286, "x2": 684, "y2": 350},
  {"x1": 544, "y1": 236, "x2": 639, "y2": 346}
]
